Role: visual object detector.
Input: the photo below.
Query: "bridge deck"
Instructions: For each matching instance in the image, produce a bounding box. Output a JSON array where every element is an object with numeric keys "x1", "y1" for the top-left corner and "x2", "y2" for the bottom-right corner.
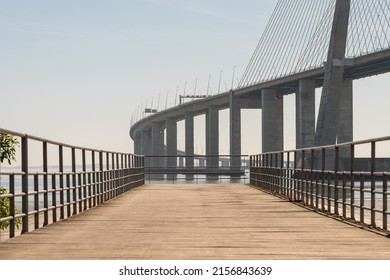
[{"x1": 0, "y1": 184, "x2": 389, "y2": 260}]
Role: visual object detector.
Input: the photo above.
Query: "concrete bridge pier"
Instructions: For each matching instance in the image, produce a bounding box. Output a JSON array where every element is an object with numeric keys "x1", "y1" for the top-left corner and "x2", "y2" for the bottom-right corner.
[
  {"x1": 295, "y1": 80, "x2": 316, "y2": 168},
  {"x1": 134, "y1": 132, "x2": 142, "y2": 155},
  {"x1": 230, "y1": 91, "x2": 241, "y2": 175},
  {"x1": 141, "y1": 129, "x2": 152, "y2": 167},
  {"x1": 338, "y1": 79, "x2": 353, "y2": 164},
  {"x1": 152, "y1": 122, "x2": 165, "y2": 169},
  {"x1": 296, "y1": 80, "x2": 316, "y2": 149},
  {"x1": 178, "y1": 157, "x2": 184, "y2": 167},
  {"x1": 338, "y1": 79, "x2": 353, "y2": 144},
  {"x1": 262, "y1": 89, "x2": 284, "y2": 153},
  {"x1": 166, "y1": 117, "x2": 177, "y2": 179},
  {"x1": 185, "y1": 111, "x2": 194, "y2": 180},
  {"x1": 207, "y1": 105, "x2": 219, "y2": 178}
]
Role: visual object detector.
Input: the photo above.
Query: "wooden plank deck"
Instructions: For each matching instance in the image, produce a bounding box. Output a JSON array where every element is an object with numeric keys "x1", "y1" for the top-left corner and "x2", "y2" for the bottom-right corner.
[{"x1": 0, "y1": 184, "x2": 389, "y2": 260}]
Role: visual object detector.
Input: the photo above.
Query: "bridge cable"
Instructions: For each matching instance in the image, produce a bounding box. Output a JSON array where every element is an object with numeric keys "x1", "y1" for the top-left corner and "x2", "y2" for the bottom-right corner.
[
  {"x1": 238, "y1": 0, "x2": 390, "y2": 89},
  {"x1": 238, "y1": 0, "x2": 284, "y2": 88},
  {"x1": 243, "y1": 0, "x2": 289, "y2": 86}
]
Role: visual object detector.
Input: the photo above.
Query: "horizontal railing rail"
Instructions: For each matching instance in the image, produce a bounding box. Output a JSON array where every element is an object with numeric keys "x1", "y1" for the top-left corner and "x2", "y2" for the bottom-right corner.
[
  {"x1": 249, "y1": 136, "x2": 390, "y2": 234},
  {"x1": 0, "y1": 128, "x2": 144, "y2": 241},
  {"x1": 145, "y1": 155, "x2": 249, "y2": 184}
]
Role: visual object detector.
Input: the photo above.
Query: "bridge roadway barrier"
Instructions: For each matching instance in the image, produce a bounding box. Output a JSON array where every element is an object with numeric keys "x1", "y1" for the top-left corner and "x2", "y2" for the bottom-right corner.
[
  {"x1": 250, "y1": 135, "x2": 390, "y2": 234},
  {"x1": 1, "y1": 183, "x2": 390, "y2": 259},
  {"x1": 0, "y1": 128, "x2": 144, "y2": 242}
]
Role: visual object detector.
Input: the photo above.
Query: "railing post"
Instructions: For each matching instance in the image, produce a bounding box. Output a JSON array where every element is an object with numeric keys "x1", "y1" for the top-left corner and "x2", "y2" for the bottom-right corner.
[
  {"x1": 111, "y1": 153, "x2": 119, "y2": 197},
  {"x1": 21, "y1": 135, "x2": 29, "y2": 234},
  {"x1": 78, "y1": 150, "x2": 83, "y2": 212},
  {"x1": 72, "y1": 147, "x2": 77, "y2": 215},
  {"x1": 360, "y1": 172, "x2": 365, "y2": 223},
  {"x1": 9, "y1": 175, "x2": 15, "y2": 238},
  {"x1": 92, "y1": 151, "x2": 96, "y2": 207},
  {"x1": 350, "y1": 144, "x2": 355, "y2": 220},
  {"x1": 43, "y1": 141, "x2": 49, "y2": 225},
  {"x1": 127, "y1": 154, "x2": 131, "y2": 190},
  {"x1": 310, "y1": 148, "x2": 315, "y2": 207},
  {"x1": 106, "y1": 152, "x2": 109, "y2": 200},
  {"x1": 99, "y1": 151, "x2": 104, "y2": 204},
  {"x1": 321, "y1": 148, "x2": 326, "y2": 211},
  {"x1": 82, "y1": 149, "x2": 87, "y2": 211},
  {"x1": 34, "y1": 174, "x2": 39, "y2": 229},
  {"x1": 51, "y1": 173, "x2": 57, "y2": 222},
  {"x1": 334, "y1": 145, "x2": 339, "y2": 216},
  {"x1": 287, "y1": 152, "x2": 291, "y2": 199},
  {"x1": 280, "y1": 151, "x2": 283, "y2": 195},
  {"x1": 370, "y1": 141, "x2": 376, "y2": 227},
  {"x1": 107, "y1": 153, "x2": 115, "y2": 200},
  {"x1": 116, "y1": 153, "x2": 120, "y2": 193},
  {"x1": 142, "y1": 156, "x2": 145, "y2": 185},
  {"x1": 383, "y1": 174, "x2": 388, "y2": 231},
  {"x1": 59, "y1": 145, "x2": 64, "y2": 220},
  {"x1": 112, "y1": 152, "x2": 116, "y2": 197},
  {"x1": 300, "y1": 150, "x2": 305, "y2": 202},
  {"x1": 293, "y1": 150, "x2": 297, "y2": 201}
]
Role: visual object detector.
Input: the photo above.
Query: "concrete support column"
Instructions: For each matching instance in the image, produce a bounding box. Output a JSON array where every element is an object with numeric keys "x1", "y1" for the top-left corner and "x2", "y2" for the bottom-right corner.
[
  {"x1": 134, "y1": 132, "x2": 142, "y2": 155},
  {"x1": 205, "y1": 112, "x2": 210, "y2": 156},
  {"x1": 141, "y1": 129, "x2": 151, "y2": 167},
  {"x1": 166, "y1": 118, "x2": 177, "y2": 175},
  {"x1": 185, "y1": 112, "x2": 194, "y2": 179},
  {"x1": 230, "y1": 91, "x2": 242, "y2": 174},
  {"x1": 152, "y1": 122, "x2": 164, "y2": 168},
  {"x1": 296, "y1": 80, "x2": 315, "y2": 149},
  {"x1": 262, "y1": 89, "x2": 283, "y2": 153},
  {"x1": 338, "y1": 79, "x2": 353, "y2": 144},
  {"x1": 338, "y1": 79, "x2": 353, "y2": 168},
  {"x1": 207, "y1": 106, "x2": 219, "y2": 173}
]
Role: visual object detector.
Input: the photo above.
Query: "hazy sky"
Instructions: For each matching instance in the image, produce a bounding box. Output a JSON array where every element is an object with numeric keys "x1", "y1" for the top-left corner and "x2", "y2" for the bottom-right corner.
[{"x1": 1, "y1": 0, "x2": 389, "y2": 156}]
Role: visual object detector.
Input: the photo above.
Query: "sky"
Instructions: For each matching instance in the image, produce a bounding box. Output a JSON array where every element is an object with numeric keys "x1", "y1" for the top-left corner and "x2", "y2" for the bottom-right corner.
[{"x1": 1, "y1": 0, "x2": 390, "y2": 157}]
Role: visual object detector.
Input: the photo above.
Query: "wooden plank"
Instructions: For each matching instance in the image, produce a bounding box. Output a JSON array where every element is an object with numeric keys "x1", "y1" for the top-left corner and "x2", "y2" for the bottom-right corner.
[{"x1": 0, "y1": 184, "x2": 389, "y2": 260}]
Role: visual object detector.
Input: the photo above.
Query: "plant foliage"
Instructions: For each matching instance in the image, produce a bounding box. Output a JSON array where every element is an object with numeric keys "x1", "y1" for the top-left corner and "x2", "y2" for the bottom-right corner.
[
  {"x1": 0, "y1": 186, "x2": 21, "y2": 230},
  {"x1": 0, "y1": 133, "x2": 19, "y2": 164},
  {"x1": 0, "y1": 133, "x2": 21, "y2": 230}
]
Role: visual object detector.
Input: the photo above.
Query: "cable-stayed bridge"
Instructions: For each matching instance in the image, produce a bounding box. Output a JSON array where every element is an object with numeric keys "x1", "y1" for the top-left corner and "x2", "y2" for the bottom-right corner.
[
  {"x1": 130, "y1": 0, "x2": 390, "y2": 171},
  {"x1": 3, "y1": 0, "x2": 390, "y2": 263}
]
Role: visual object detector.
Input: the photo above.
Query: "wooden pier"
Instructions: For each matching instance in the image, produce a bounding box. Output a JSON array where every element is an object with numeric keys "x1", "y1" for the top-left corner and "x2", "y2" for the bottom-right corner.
[{"x1": 0, "y1": 184, "x2": 389, "y2": 260}]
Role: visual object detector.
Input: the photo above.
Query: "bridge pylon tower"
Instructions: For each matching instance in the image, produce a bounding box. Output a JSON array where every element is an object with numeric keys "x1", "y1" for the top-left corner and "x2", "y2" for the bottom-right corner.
[{"x1": 315, "y1": 0, "x2": 352, "y2": 146}]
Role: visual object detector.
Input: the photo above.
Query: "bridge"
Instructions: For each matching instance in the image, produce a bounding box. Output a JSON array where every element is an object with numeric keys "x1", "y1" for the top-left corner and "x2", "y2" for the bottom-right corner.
[
  {"x1": 1, "y1": 0, "x2": 390, "y2": 263},
  {"x1": 130, "y1": 0, "x2": 390, "y2": 171}
]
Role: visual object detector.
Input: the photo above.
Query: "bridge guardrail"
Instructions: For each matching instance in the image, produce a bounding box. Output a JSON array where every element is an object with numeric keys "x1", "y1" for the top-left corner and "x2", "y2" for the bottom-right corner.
[
  {"x1": 250, "y1": 136, "x2": 390, "y2": 234},
  {"x1": 0, "y1": 128, "x2": 144, "y2": 241}
]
